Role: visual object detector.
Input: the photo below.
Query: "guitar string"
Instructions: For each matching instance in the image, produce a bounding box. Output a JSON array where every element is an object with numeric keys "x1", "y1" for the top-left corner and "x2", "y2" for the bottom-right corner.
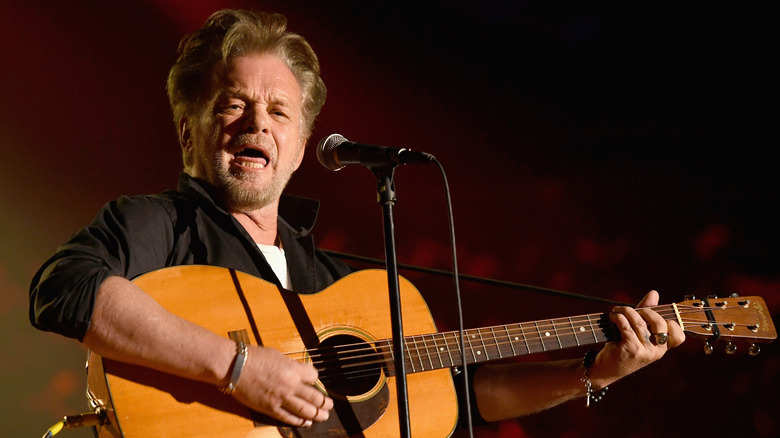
[
  {"x1": 282, "y1": 304, "x2": 756, "y2": 384},
  {"x1": 313, "y1": 319, "x2": 751, "y2": 385},
  {"x1": 295, "y1": 304, "x2": 738, "y2": 362},
  {"x1": 313, "y1": 315, "x2": 715, "y2": 385},
  {"x1": 312, "y1": 312, "x2": 754, "y2": 385},
  {"x1": 303, "y1": 313, "x2": 713, "y2": 372},
  {"x1": 297, "y1": 305, "x2": 748, "y2": 371},
  {"x1": 292, "y1": 304, "x2": 747, "y2": 367}
]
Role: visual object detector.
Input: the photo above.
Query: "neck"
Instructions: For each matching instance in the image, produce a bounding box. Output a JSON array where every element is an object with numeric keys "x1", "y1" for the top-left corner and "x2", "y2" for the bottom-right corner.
[{"x1": 230, "y1": 202, "x2": 279, "y2": 246}]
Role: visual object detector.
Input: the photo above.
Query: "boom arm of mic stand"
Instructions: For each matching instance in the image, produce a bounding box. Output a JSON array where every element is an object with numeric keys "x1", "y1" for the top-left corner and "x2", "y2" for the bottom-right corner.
[{"x1": 322, "y1": 251, "x2": 632, "y2": 307}]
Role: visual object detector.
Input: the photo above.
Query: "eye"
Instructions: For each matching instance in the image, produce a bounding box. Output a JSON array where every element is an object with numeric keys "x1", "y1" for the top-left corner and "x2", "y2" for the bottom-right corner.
[
  {"x1": 270, "y1": 107, "x2": 289, "y2": 118},
  {"x1": 217, "y1": 99, "x2": 245, "y2": 114}
]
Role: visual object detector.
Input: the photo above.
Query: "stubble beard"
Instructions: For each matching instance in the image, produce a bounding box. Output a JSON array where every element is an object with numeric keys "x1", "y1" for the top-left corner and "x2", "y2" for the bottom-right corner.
[
  {"x1": 192, "y1": 115, "x2": 301, "y2": 212},
  {"x1": 214, "y1": 152, "x2": 297, "y2": 212}
]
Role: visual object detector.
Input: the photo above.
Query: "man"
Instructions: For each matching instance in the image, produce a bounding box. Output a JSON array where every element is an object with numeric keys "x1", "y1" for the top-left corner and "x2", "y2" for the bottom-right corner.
[{"x1": 29, "y1": 9, "x2": 683, "y2": 434}]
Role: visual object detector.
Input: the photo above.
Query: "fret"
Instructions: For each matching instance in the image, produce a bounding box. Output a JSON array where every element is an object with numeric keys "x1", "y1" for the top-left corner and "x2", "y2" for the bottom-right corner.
[
  {"x1": 514, "y1": 322, "x2": 534, "y2": 354},
  {"x1": 519, "y1": 323, "x2": 531, "y2": 354},
  {"x1": 569, "y1": 317, "x2": 581, "y2": 347},
  {"x1": 431, "y1": 333, "x2": 446, "y2": 368},
  {"x1": 443, "y1": 333, "x2": 458, "y2": 367},
  {"x1": 446, "y1": 333, "x2": 457, "y2": 367},
  {"x1": 469, "y1": 330, "x2": 481, "y2": 362},
  {"x1": 470, "y1": 329, "x2": 485, "y2": 363},
  {"x1": 476, "y1": 328, "x2": 490, "y2": 361},
  {"x1": 557, "y1": 318, "x2": 571, "y2": 349},
  {"x1": 480, "y1": 327, "x2": 500, "y2": 361},
  {"x1": 414, "y1": 336, "x2": 427, "y2": 371},
  {"x1": 490, "y1": 326, "x2": 504, "y2": 359},
  {"x1": 551, "y1": 319, "x2": 563, "y2": 349},
  {"x1": 467, "y1": 331, "x2": 480, "y2": 363},
  {"x1": 462, "y1": 331, "x2": 472, "y2": 364},
  {"x1": 571, "y1": 319, "x2": 581, "y2": 347},
  {"x1": 406, "y1": 336, "x2": 417, "y2": 372},
  {"x1": 533, "y1": 321, "x2": 548, "y2": 352},
  {"x1": 421, "y1": 335, "x2": 434, "y2": 370},
  {"x1": 504, "y1": 325, "x2": 517, "y2": 356},
  {"x1": 413, "y1": 336, "x2": 425, "y2": 371},
  {"x1": 406, "y1": 339, "x2": 417, "y2": 373},
  {"x1": 585, "y1": 314, "x2": 599, "y2": 343}
]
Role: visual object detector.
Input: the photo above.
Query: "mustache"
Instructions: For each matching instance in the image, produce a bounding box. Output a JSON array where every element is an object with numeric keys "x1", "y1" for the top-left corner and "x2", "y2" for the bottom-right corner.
[{"x1": 231, "y1": 134, "x2": 276, "y2": 160}]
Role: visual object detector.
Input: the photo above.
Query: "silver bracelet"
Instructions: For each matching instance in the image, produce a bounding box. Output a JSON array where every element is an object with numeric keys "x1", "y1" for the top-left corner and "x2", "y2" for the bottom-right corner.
[
  {"x1": 582, "y1": 350, "x2": 608, "y2": 407},
  {"x1": 219, "y1": 340, "x2": 248, "y2": 395}
]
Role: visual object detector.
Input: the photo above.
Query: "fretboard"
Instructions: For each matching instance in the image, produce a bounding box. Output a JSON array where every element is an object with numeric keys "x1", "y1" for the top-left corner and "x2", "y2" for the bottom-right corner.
[{"x1": 393, "y1": 310, "x2": 621, "y2": 374}]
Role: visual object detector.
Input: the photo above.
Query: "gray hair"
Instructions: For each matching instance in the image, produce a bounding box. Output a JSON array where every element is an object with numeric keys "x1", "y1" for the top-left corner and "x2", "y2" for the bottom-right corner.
[{"x1": 166, "y1": 9, "x2": 326, "y2": 140}]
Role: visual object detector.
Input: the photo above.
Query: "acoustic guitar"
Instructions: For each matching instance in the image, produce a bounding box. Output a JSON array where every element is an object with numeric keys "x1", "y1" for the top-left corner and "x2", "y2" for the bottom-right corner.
[{"x1": 86, "y1": 265, "x2": 777, "y2": 437}]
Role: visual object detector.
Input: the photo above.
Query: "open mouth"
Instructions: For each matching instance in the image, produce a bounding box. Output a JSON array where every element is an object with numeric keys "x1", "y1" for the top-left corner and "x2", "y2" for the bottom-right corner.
[{"x1": 234, "y1": 148, "x2": 269, "y2": 169}]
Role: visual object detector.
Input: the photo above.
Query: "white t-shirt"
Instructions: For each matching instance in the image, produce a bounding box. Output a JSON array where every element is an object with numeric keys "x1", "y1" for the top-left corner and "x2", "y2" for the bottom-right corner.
[{"x1": 257, "y1": 244, "x2": 290, "y2": 289}]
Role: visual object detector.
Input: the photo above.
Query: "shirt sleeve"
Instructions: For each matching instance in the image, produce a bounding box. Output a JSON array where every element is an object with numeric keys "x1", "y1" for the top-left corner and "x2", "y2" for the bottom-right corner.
[{"x1": 29, "y1": 195, "x2": 175, "y2": 341}]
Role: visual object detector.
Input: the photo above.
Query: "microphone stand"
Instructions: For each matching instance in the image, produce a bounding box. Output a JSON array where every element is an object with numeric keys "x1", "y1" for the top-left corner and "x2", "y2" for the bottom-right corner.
[{"x1": 372, "y1": 164, "x2": 411, "y2": 438}]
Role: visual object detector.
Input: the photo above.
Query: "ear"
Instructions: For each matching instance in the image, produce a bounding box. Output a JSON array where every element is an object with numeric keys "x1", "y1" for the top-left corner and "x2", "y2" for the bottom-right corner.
[{"x1": 179, "y1": 118, "x2": 193, "y2": 154}]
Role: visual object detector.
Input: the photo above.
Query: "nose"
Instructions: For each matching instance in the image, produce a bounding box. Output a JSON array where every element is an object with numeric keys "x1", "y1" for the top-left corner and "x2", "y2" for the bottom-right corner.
[{"x1": 243, "y1": 107, "x2": 268, "y2": 134}]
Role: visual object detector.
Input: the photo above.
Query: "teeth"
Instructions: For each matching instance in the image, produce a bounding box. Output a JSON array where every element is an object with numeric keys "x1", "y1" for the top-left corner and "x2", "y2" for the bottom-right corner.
[{"x1": 239, "y1": 160, "x2": 265, "y2": 169}]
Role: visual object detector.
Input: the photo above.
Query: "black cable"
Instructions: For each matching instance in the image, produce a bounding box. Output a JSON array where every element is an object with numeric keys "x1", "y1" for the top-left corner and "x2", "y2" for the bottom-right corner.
[
  {"x1": 431, "y1": 157, "x2": 474, "y2": 437},
  {"x1": 321, "y1": 250, "x2": 632, "y2": 307}
]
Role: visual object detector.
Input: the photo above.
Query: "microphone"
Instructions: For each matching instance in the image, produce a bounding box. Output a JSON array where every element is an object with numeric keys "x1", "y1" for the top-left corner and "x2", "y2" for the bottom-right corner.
[{"x1": 317, "y1": 133, "x2": 435, "y2": 171}]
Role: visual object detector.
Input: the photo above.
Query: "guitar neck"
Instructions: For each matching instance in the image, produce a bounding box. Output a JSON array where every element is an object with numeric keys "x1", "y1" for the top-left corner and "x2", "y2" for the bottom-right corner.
[{"x1": 398, "y1": 309, "x2": 623, "y2": 374}]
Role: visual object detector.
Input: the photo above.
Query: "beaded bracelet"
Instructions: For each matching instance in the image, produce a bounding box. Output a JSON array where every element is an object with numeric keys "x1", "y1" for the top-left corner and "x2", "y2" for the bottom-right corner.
[
  {"x1": 582, "y1": 350, "x2": 608, "y2": 407},
  {"x1": 219, "y1": 340, "x2": 248, "y2": 395}
]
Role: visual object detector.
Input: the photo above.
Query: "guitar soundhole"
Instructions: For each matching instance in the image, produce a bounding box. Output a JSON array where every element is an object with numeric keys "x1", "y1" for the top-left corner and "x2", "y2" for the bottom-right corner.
[{"x1": 316, "y1": 334, "x2": 386, "y2": 400}]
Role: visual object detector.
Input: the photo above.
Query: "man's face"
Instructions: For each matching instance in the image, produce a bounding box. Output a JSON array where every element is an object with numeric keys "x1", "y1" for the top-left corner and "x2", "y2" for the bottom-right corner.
[{"x1": 184, "y1": 53, "x2": 306, "y2": 211}]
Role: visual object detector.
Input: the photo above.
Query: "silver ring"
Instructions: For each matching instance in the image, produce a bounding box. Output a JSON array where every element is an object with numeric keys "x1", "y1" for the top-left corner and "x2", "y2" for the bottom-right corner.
[{"x1": 654, "y1": 332, "x2": 668, "y2": 345}]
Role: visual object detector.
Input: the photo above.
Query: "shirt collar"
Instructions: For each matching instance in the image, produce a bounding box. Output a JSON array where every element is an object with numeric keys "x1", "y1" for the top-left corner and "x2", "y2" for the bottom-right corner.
[{"x1": 177, "y1": 173, "x2": 320, "y2": 237}]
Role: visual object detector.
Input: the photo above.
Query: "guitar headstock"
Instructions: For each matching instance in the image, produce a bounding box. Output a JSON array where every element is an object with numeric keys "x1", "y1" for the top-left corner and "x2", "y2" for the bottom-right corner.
[{"x1": 675, "y1": 295, "x2": 776, "y2": 355}]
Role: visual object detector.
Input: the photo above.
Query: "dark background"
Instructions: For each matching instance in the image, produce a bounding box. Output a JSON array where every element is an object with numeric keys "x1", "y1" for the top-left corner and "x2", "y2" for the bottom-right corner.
[{"x1": 2, "y1": 1, "x2": 777, "y2": 437}]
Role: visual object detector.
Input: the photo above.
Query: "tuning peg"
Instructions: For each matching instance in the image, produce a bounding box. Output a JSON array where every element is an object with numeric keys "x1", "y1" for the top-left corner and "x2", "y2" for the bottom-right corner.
[
  {"x1": 703, "y1": 341, "x2": 713, "y2": 355},
  {"x1": 729, "y1": 293, "x2": 740, "y2": 297},
  {"x1": 684, "y1": 294, "x2": 696, "y2": 301},
  {"x1": 749, "y1": 343, "x2": 761, "y2": 356},
  {"x1": 725, "y1": 341, "x2": 737, "y2": 354},
  {"x1": 706, "y1": 294, "x2": 718, "y2": 299}
]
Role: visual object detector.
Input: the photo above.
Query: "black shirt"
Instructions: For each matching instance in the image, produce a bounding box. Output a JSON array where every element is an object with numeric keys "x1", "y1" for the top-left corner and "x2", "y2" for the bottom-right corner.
[{"x1": 29, "y1": 173, "x2": 352, "y2": 341}]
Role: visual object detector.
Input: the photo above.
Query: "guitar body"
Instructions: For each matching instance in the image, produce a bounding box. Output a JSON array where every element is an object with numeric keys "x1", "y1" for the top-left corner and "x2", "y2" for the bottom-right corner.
[{"x1": 87, "y1": 266, "x2": 458, "y2": 438}]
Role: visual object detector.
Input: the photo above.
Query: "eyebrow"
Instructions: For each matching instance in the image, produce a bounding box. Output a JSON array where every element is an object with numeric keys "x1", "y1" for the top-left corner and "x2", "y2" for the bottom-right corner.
[{"x1": 217, "y1": 86, "x2": 297, "y2": 109}]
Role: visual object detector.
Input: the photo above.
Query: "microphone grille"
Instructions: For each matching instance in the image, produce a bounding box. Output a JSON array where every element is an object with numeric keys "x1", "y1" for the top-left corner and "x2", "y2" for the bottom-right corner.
[{"x1": 316, "y1": 133, "x2": 348, "y2": 171}]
